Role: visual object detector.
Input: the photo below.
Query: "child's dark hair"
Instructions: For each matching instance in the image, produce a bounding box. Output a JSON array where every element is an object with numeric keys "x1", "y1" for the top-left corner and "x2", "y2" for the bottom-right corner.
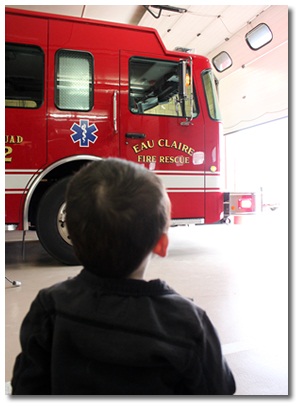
[{"x1": 66, "y1": 158, "x2": 170, "y2": 277}]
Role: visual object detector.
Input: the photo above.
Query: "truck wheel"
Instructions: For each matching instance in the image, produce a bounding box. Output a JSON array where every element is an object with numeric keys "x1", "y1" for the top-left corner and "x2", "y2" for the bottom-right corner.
[{"x1": 36, "y1": 177, "x2": 80, "y2": 265}]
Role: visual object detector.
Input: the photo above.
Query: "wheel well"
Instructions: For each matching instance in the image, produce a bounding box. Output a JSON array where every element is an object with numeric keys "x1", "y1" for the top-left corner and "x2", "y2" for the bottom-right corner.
[{"x1": 28, "y1": 159, "x2": 92, "y2": 229}]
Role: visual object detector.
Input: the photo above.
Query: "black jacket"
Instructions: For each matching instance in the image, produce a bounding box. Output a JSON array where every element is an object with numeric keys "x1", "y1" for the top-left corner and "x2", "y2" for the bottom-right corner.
[{"x1": 11, "y1": 269, "x2": 235, "y2": 395}]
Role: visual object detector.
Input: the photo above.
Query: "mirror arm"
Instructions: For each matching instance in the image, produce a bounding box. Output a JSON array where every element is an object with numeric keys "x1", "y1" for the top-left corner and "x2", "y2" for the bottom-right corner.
[{"x1": 179, "y1": 57, "x2": 194, "y2": 125}]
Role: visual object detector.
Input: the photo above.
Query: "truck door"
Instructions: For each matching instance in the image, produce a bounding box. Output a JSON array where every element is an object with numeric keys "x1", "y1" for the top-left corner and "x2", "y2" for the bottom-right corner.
[
  {"x1": 5, "y1": 14, "x2": 47, "y2": 170},
  {"x1": 5, "y1": 13, "x2": 48, "y2": 224},
  {"x1": 120, "y1": 51, "x2": 205, "y2": 220},
  {"x1": 47, "y1": 19, "x2": 120, "y2": 163}
]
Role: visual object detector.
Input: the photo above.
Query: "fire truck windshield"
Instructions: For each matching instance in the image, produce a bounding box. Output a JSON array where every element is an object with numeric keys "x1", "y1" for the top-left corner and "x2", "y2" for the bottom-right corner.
[
  {"x1": 202, "y1": 69, "x2": 221, "y2": 121},
  {"x1": 129, "y1": 57, "x2": 198, "y2": 118}
]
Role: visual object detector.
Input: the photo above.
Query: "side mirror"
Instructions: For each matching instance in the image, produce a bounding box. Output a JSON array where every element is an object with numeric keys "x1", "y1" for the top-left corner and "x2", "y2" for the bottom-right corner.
[{"x1": 178, "y1": 58, "x2": 194, "y2": 124}]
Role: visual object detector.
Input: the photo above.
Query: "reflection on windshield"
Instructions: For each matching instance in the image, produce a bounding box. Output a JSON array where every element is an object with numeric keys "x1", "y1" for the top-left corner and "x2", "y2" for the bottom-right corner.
[{"x1": 129, "y1": 57, "x2": 197, "y2": 118}]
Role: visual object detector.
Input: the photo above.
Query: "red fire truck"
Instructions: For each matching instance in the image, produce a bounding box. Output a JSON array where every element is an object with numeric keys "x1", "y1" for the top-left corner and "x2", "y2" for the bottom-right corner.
[{"x1": 5, "y1": 7, "x2": 256, "y2": 264}]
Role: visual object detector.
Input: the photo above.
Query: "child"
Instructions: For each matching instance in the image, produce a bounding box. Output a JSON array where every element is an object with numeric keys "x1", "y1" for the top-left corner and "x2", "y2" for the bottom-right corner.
[{"x1": 11, "y1": 158, "x2": 235, "y2": 395}]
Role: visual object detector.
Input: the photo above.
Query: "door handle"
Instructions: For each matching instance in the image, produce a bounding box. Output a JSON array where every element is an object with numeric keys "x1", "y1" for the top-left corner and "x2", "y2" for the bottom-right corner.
[
  {"x1": 113, "y1": 90, "x2": 118, "y2": 133},
  {"x1": 125, "y1": 133, "x2": 146, "y2": 139}
]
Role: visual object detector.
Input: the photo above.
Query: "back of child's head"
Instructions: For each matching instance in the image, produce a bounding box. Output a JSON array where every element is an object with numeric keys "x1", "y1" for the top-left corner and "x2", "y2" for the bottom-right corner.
[{"x1": 66, "y1": 158, "x2": 170, "y2": 278}]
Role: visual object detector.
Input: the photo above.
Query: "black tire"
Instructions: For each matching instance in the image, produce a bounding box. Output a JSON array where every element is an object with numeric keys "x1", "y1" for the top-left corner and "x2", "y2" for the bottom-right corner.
[{"x1": 36, "y1": 177, "x2": 80, "y2": 265}]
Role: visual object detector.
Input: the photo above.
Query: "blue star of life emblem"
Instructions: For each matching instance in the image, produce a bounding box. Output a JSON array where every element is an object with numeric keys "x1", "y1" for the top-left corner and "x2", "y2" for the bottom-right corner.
[{"x1": 70, "y1": 119, "x2": 98, "y2": 147}]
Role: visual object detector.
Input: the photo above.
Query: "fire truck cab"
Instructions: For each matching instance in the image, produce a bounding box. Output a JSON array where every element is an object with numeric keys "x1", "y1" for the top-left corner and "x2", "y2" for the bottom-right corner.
[{"x1": 5, "y1": 8, "x2": 253, "y2": 264}]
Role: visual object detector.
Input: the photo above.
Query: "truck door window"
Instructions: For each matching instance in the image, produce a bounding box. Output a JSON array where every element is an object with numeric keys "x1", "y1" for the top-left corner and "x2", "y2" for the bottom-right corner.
[
  {"x1": 202, "y1": 69, "x2": 221, "y2": 120},
  {"x1": 55, "y1": 50, "x2": 93, "y2": 111},
  {"x1": 5, "y1": 43, "x2": 44, "y2": 109},
  {"x1": 129, "y1": 57, "x2": 198, "y2": 118}
]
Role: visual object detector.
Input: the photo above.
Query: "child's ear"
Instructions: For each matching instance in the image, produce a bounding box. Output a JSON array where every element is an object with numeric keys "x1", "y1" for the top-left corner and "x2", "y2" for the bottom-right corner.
[{"x1": 152, "y1": 233, "x2": 169, "y2": 258}]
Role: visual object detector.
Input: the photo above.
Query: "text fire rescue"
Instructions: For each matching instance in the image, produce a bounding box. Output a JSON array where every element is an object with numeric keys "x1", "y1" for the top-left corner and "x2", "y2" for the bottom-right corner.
[{"x1": 133, "y1": 138, "x2": 195, "y2": 164}]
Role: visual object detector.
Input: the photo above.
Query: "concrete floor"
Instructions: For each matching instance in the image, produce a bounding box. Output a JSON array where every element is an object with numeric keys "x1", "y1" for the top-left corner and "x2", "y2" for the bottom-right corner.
[{"x1": 5, "y1": 209, "x2": 288, "y2": 396}]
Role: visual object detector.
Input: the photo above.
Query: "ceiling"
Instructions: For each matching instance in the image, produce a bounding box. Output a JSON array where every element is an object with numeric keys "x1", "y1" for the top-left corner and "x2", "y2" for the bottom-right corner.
[
  {"x1": 7, "y1": 5, "x2": 288, "y2": 132},
  {"x1": 6, "y1": 4, "x2": 271, "y2": 56}
]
